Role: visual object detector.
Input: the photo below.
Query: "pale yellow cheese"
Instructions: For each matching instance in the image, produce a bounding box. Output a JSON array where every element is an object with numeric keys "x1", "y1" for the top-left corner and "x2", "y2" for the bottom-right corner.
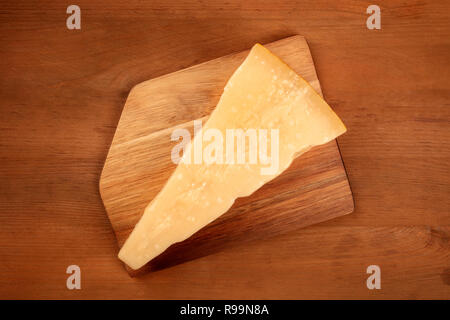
[{"x1": 118, "y1": 44, "x2": 346, "y2": 269}]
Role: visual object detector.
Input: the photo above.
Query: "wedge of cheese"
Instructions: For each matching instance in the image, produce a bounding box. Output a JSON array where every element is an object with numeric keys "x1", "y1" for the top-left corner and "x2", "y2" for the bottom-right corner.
[{"x1": 118, "y1": 44, "x2": 346, "y2": 270}]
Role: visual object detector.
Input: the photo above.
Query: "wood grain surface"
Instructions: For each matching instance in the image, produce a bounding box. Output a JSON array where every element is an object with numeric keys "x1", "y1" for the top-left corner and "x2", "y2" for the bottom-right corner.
[
  {"x1": 0, "y1": 0, "x2": 449, "y2": 299},
  {"x1": 99, "y1": 35, "x2": 354, "y2": 275}
]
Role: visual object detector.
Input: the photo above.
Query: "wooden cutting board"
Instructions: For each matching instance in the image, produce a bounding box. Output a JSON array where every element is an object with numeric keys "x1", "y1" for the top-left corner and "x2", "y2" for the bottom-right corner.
[{"x1": 99, "y1": 35, "x2": 354, "y2": 276}]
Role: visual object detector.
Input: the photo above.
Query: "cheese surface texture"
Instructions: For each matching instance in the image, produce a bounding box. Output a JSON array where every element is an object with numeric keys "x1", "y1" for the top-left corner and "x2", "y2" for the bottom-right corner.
[{"x1": 118, "y1": 44, "x2": 346, "y2": 270}]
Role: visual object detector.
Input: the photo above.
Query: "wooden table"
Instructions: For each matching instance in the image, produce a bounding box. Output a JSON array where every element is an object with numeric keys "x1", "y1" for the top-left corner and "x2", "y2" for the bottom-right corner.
[{"x1": 0, "y1": 1, "x2": 448, "y2": 299}]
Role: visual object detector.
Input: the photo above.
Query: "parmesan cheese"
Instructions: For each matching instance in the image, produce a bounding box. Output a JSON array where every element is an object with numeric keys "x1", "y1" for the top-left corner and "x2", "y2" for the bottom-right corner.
[{"x1": 118, "y1": 44, "x2": 346, "y2": 270}]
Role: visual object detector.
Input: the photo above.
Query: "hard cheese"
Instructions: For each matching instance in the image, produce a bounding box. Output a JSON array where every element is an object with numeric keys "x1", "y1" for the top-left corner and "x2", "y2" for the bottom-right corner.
[{"x1": 118, "y1": 44, "x2": 346, "y2": 270}]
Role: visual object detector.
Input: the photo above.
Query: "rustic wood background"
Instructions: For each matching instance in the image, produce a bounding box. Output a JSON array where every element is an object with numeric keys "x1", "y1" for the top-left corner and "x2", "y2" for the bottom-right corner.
[{"x1": 0, "y1": 0, "x2": 448, "y2": 299}]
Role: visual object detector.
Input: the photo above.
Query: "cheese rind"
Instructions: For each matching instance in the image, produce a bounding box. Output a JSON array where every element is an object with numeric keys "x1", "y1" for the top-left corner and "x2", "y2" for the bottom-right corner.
[{"x1": 118, "y1": 44, "x2": 346, "y2": 270}]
